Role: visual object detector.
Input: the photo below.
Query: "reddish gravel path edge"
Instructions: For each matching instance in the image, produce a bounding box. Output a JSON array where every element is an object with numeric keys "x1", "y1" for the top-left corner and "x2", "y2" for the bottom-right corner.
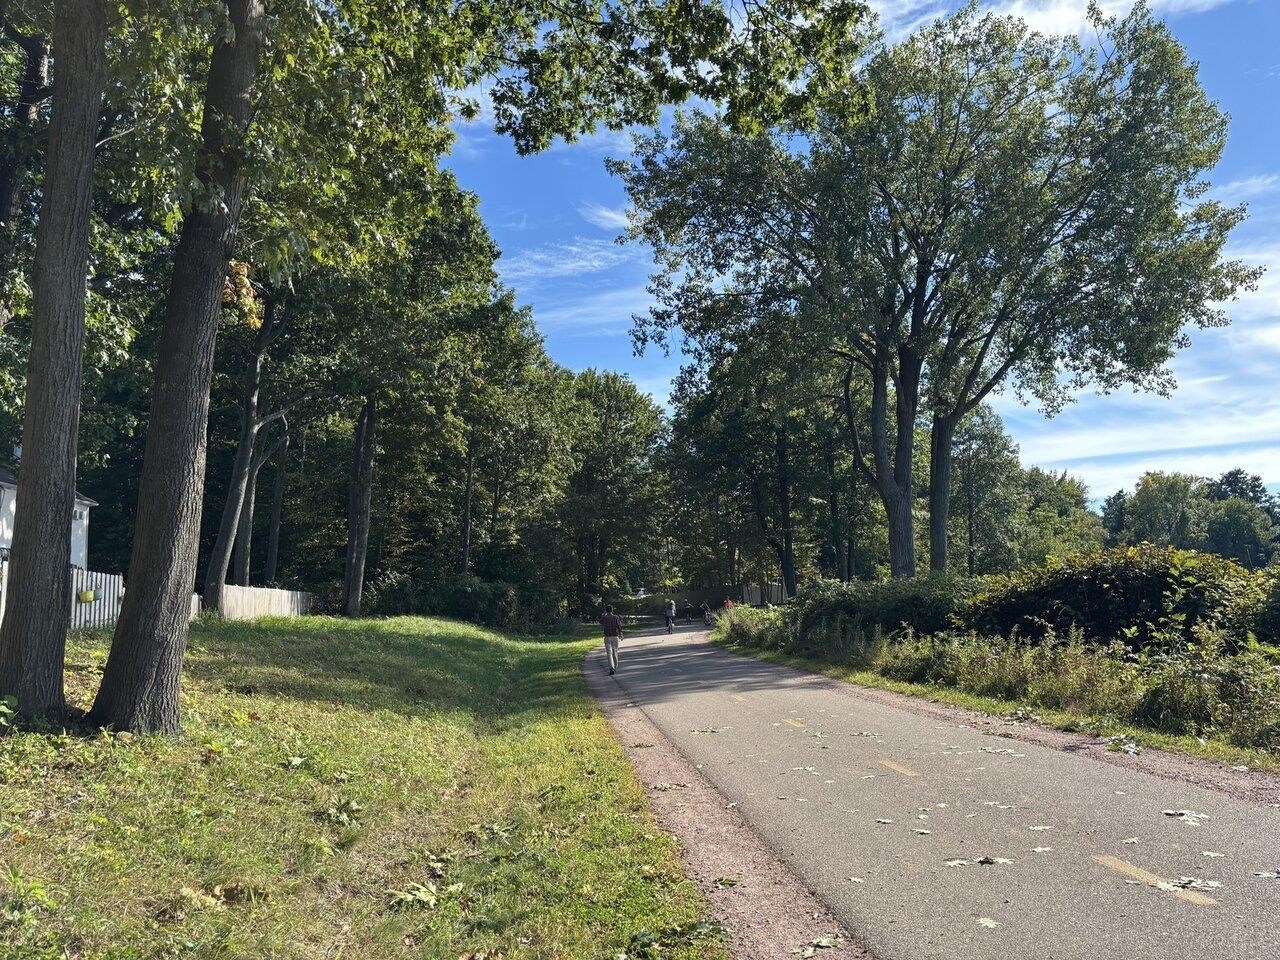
[{"x1": 583, "y1": 648, "x2": 873, "y2": 960}]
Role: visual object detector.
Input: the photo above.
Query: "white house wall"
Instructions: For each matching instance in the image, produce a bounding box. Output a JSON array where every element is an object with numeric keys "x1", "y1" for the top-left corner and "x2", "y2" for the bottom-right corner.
[
  {"x1": 0, "y1": 484, "x2": 14, "y2": 551},
  {"x1": 0, "y1": 482, "x2": 91, "y2": 567}
]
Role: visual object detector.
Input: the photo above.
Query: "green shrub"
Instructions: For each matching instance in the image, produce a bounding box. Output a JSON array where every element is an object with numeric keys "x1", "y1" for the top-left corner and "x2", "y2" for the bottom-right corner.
[
  {"x1": 1131, "y1": 627, "x2": 1280, "y2": 747},
  {"x1": 789, "y1": 576, "x2": 976, "y2": 652},
  {"x1": 715, "y1": 605, "x2": 787, "y2": 649},
  {"x1": 878, "y1": 632, "x2": 961, "y2": 686},
  {"x1": 1249, "y1": 571, "x2": 1280, "y2": 645},
  {"x1": 959, "y1": 545, "x2": 1266, "y2": 649},
  {"x1": 364, "y1": 572, "x2": 563, "y2": 630}
]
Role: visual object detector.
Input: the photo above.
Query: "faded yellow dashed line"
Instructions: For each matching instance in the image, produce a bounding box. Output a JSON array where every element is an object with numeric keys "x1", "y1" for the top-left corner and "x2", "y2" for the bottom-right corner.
[
  {"x1": 879, "y1": 759, "x2": 920, "y2": 777},
  {"x1": 1092, "y1": 854, "x2": 1217, "y2": 906},
  {"x1": 782, "y1": 718, "x2": 805, "y2": 729}
]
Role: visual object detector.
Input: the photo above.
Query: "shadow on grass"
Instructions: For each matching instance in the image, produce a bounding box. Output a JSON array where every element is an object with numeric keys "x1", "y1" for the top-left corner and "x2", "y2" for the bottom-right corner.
[{"x1": 178, "y1": 615, "x2": 595, "y2": 727}]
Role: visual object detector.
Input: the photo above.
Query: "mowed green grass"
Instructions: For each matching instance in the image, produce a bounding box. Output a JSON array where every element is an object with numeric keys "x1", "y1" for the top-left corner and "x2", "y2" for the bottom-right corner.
[{"x1": 0, "y1": 617, "x2": 729, "y2": 960}]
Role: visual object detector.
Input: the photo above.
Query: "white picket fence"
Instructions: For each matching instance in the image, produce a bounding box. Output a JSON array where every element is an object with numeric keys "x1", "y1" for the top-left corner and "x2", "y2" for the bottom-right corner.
[
  {"x1": 0, "y1": 557, "x2": 201, "y2": 630},
  {"x1": 741, "y1": 582, "x2": 787, "y2": 606},
  {"x1": 213, "y1": 584, "x2": 312, "y2": 620},
  {"x1": 68, "y1": 567, "x2": 126, "y2": 628}
]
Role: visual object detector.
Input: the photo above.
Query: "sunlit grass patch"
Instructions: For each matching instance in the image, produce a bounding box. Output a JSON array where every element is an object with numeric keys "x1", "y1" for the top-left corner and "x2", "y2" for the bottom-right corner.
[{"x1": 0, "y1": 616, "x2": 726, "y2": 960}]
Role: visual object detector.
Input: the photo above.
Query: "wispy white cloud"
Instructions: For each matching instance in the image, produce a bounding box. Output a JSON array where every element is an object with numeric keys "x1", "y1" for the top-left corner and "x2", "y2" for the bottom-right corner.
[
  {"x1": 499, "y1": 237, "x2": 637, "y2": 283},
  {"x1": 578, "y1": 202, "x2": 631, "y2": 230},
  {"x1": 529, "y1": 283, "x2": 655, "y2": 335},
  {"x1": 1208, "y1": 174, "x2": 1280, "y2": 206},
  {"x1": 1217, "y1": 241, "x2": 1280, "y2": 325},
  {"x1": 870, "y1": 0, "x2": 1238, "y2": 39}
]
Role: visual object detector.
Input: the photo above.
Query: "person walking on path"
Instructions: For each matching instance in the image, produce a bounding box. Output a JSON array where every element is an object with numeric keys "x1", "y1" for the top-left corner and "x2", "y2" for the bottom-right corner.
[
  {"x1": 664, "y1": 598, "x2": 677, "y2": 634},
  {"x1": 600, "y1": 605, "x2": 624, "y2": 675}
]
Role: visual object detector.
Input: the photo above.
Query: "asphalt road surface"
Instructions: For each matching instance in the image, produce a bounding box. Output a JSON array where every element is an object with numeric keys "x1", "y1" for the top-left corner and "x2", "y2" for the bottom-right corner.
[{"x1": 597, "y1": 627, "x2": 1280, "y2": 960}]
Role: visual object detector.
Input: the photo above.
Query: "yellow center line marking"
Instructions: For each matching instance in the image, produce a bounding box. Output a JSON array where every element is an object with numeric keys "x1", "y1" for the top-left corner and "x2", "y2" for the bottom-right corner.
[
  {"x1": 731, "y1": 694, "x2": 746, "y2": 703},
  {"x1": 1092, "y1": 854, "x2": 1217, "y2": 906},
  {"x1": 783, "y1": 718, "x2": 806, "y2": 729},
  {"x1": 879, "y1": 759, "x2": 920, "y2": 777}
]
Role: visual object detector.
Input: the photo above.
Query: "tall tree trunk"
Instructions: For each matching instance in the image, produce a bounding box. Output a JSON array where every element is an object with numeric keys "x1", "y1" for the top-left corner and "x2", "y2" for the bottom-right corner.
[
  {"x1": 849, "y1": 352, "x2": 919, "y2": 579},
  {"x1": 203, "y1": 353, "x2": 263, "y2": 608},
  {"x1": 340, "y1": 397, "x2": 376, "y2": 617},
  {"x1": 232, "y1": 446, "x2": 265, "y2": 585},
  {"x1": 0, "y1": 0, "x2": 105, "y2": 720},
  {"x1": 928, "y1": 412, "x2": 956, "y2": 574},
  {"x1": 459, "y1": 426, "x2": 475, "y2": 574},
  {"x1": 264, "y1": 430, "x2": 287, "y2": 584},
  {"x1": 773, "y1": 426, "x2": 797, "y2": 597},
  {"x1": 0, "y1": 24, "x2": 49, "y2": 333},
  {"x1": 90, "y1": 0, "x2": 264, "y2": 734}
]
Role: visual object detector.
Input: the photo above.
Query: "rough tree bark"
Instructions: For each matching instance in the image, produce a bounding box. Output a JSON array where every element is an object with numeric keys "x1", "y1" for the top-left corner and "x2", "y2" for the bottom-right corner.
[
  {"x1": 90, "y1": 0, "x2": 265, "y2": 734},
  {"x1": 0, "y1": 0, "x2": 106, "y2": 720},
  {"x1": 928, "y1": 413, "x2": 957, "y2": 574},
  {"x1": 340, "y1": 397, "x2": 376, "y2": 616},
  {"x1": 843, "y1": 349, "x2": 920, "y2": 579},
  {"x1": 264, "y1": 429, "x2": 288, "y2": 584}
]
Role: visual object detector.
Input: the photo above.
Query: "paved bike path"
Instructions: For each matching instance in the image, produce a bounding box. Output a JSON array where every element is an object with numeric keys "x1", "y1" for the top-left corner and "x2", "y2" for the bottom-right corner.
[{"x1": 596, "y1": 629, "x2": 1280, "y2": 960}]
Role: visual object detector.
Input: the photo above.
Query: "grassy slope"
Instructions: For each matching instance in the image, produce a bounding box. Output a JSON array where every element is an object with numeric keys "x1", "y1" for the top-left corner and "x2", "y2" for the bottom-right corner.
[
  {"x1": 712, "y1": 637, "x2": 1280, "y2": 774},
  {"x1": 0, "y1": 617, "x2": 729, "y2": 960}
]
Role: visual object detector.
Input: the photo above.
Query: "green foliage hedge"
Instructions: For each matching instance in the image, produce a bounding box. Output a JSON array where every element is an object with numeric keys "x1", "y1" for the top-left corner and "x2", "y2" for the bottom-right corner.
[
  {"x1": 364, "y1": 572, "x2": 564, "y2": 629},
  {"x1": 714, "y1": 544, "x2": 1280, "y2": 751},
  {"x1": 957, "y1": 545, "x2": 1268, "y2": 648}
]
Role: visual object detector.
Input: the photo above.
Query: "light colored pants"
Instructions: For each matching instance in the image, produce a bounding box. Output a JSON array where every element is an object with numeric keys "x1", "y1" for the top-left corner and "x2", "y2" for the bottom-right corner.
[{"x1": 604, "y1": 635, "x2": 620, "y2": 671}]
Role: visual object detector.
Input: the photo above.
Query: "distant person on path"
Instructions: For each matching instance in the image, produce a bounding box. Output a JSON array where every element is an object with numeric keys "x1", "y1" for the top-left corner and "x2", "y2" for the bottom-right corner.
[
  {"x1": 600, "y1": 605, "x2": 623, "y2": 675},
  {"x1": 664, "y1": 598, "x2": 677, "y2": 633},
  {"x1": 683, "y1": 599, "x2": 694, "y2": 624},
  {"x1": 723, "y1": 597, "x2": 735, "y2": 609},
  {"x1": 700, "y1": 600, "x2": 712, "y2": 625}
]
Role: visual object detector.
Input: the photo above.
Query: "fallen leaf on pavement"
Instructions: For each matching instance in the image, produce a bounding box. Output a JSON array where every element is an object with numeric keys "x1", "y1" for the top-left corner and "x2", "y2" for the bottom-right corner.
[
  {"x1": 1201, "y1": 851, "x2": 1224, "y2": 858},
  {"x1": 977, "y1": 918, "x2": 1001, "y2": 928},
  {"x1": 1162, "y1": 809, "x2": 1210, "y2": 826},
  {"x1": 1122, "y1": 838, "x2": 1141, "y2": 844},
  {"x1": 791, "y1": 935, "x2": 841, "y2": 957},
  {"x1": 1032, "y1": 847, "x2": 1053, "y2": 853}
]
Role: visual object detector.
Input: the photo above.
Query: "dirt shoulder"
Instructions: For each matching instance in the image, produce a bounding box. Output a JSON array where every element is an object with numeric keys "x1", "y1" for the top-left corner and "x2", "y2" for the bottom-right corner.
[{"x1": 583, "y1": 649, "x2": 871, "y2": 960}]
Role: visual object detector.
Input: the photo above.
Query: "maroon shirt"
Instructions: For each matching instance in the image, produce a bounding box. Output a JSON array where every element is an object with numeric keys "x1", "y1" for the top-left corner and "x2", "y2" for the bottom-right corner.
[{"x1": 600, "y1": 612, "x2": 623, "y2": 637}]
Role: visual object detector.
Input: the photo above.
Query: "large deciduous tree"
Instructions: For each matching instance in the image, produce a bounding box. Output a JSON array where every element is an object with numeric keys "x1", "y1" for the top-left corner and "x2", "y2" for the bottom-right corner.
[
  {"x1": 78, "y1": 0, "x2": 870, "y2": 732},
  {"x1": 621, "y1": 3, "x2": 1255, "y2": 577},
  {"x1": 0, "y1": 0, "x2": 106, "y2": 719}
]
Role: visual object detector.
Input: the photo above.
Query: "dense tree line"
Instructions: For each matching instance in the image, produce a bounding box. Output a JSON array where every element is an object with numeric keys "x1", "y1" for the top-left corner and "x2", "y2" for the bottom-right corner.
[
  {"x1": 0, "y1": 0, "x2": 1269, "y2": 738},
  {"x1": 620, "y1": 3, "x2": 1257, "y2": 589},
  {"x1": 0, "y1": 0, "x2": 872, "y2": 730}
]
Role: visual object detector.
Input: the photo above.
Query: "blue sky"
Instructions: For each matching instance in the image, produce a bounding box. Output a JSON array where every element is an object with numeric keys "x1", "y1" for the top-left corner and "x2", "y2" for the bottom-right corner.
[{"x1": 446, "y1": 0, "x2": 1280, "y2": 499}]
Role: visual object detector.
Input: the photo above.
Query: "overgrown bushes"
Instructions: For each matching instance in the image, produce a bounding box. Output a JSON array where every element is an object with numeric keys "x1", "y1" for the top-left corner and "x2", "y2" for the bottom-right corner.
[
  {"x1": 714, "y1": 545, "x2": 1280, "y2": 751},
  {"x1": 364, "y1": 572, "x2": 564, "y2": 630},
  {"x1": 958, "y1": 545, "x2": 1268, "y2": 648}
]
